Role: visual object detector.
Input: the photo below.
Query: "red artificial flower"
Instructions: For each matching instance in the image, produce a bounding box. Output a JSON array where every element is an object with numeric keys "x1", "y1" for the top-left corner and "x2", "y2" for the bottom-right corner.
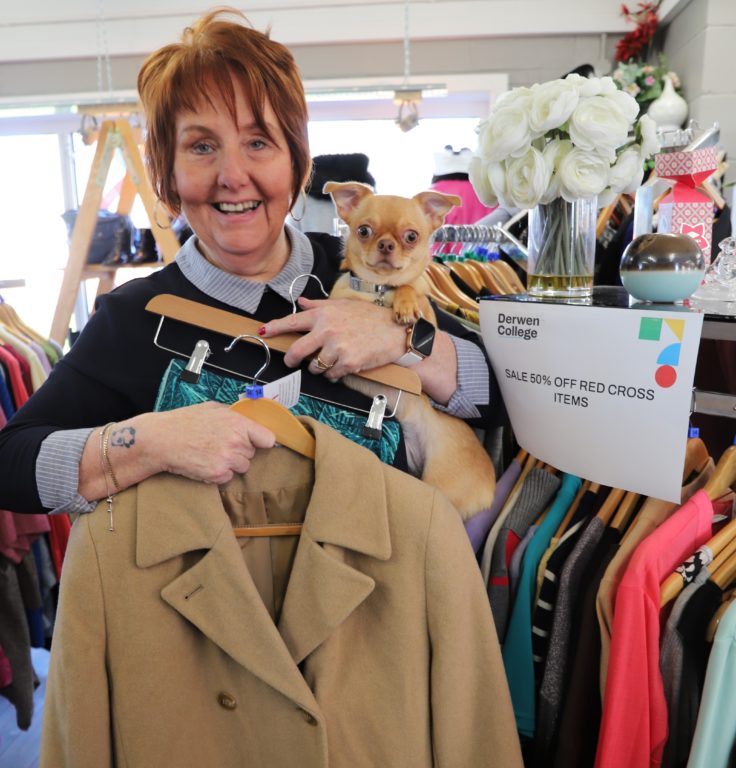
[{"x1": 615, "y1": 1, "x2": 662, "y2": 62}]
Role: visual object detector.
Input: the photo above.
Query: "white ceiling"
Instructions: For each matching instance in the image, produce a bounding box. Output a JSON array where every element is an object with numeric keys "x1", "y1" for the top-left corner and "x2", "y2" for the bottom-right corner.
[
  {"x1": 3, "y1": 0, "x2": 630, "y2": 62},
  {"x1": 0, "y1": 0, "x2": 687, "y2": 109}
]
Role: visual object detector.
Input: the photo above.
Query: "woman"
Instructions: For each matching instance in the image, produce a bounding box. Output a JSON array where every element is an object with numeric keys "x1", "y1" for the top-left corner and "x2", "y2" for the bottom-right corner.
[{"x1": 0, "y1": 8, "x2": 494, "y2": 516}]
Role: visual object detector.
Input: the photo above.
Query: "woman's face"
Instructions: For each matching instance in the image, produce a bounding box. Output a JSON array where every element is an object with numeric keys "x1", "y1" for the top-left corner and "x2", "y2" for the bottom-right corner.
[{"x1": 172, "y1": 82, "x2": 294, "y2": 279}]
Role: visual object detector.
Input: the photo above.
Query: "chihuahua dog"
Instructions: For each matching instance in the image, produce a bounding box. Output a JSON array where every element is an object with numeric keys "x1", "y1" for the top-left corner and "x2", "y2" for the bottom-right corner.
[{"x1": 323, "y1": 181, "x2": 496, "y2": 520}]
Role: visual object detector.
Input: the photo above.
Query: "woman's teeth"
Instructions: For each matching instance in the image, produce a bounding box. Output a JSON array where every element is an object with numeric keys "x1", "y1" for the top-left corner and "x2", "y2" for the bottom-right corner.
[{"x1": 214, "y1": 201, "x2": 260, "y2": 213}]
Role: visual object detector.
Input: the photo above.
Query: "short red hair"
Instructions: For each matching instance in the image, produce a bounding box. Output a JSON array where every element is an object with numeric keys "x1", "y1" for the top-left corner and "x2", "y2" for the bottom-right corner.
[{"x1": 137, "y1": 8, "x2": 311, "y2": 214}]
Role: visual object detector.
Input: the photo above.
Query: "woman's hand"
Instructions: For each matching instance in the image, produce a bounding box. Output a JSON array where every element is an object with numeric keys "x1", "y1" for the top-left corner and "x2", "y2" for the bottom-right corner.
[
  {"x1": 261, "y1": 296, "x2": 407, "y2": 382},
  {"x1": 78, "y1": 402, "x2": 276, "y2": 501},
  {"x1": 261, "y1": 296, "x2": 459, "y2": 404},
  {"x1": 152, "y1": 402, "x2": 276, "y2": 483}
]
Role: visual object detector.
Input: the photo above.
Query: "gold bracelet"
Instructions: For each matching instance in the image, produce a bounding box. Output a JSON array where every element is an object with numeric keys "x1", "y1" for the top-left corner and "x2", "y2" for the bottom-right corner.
[{"x1": 100, "y1": 422, "x2": 120, "y2": 493}]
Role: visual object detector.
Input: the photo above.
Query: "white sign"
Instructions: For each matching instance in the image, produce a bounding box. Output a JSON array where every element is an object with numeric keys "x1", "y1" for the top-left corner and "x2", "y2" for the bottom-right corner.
[{"x1": 480, "y1": 301, "x2": 704, "y2": 502}]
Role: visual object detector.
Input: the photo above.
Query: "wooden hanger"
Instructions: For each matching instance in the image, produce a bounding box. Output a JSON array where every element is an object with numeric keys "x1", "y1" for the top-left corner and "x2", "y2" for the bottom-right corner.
[
  {"x1": 704, "y1": 444, "x2": 736, "y2": 502},
  {"x1": 449, "y1": 261, "x2": 484, "y2": 294},
  {"x1": 229, "y1": 398, "x2": 314, "y2": 538},
  {"x1": 595, "y1": 487, "x2": 626, "y2": 527},
  {"x1": 426, "y1": 264, "x2": 479, "y2": 311},
  {"x1": 660, "y1": 449, "x2": 736, "y2": 607},
  {"x1": 552, "y1": 480, "x2": 593, "y2": 539},
  {"x1": 683, "y1": 436, "x2": 710, "y2": 482},
  {"x1": 490, "y1": 260, "x2": 526, "y2": 293},
  {"x1": 145, "y1": 294, "x2": 422, "y2": 395},
  {"x1": 710, "y1": 534, "x2": 736, "y2": 590},
  {"x1": 706, "y1": 587, "x2": 736, "y2": 643},
  {"x1": 610, "y1": 491, "x2": 641, "y2": 533}
]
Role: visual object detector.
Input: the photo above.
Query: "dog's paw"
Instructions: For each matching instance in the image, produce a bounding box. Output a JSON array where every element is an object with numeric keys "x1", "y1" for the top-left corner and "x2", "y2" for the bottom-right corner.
[{"x1": 393, "y1": 302, "x2": 422, "y2": 326}]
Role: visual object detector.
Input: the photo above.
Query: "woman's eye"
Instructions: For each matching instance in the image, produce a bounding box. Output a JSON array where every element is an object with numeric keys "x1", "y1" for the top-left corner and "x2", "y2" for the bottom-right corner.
[
  {"x1": 404, "y1": 230, "x2": 419, "y2": 244},
  {"x1": 249, "y1": 139, "x2": 266, "y2": 150},
  {"x1": 357, "y1": 225, "x2": 373, "y2": 239},
  {"x1": 192, "y1": 141, "x2": 214, "y2": 155}
]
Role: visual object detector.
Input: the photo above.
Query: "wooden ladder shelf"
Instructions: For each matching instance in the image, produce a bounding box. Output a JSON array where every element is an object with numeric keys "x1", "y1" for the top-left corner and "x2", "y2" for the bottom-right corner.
[{"x1": 50, "y1": 119, "x2": 180, "y2": 345}]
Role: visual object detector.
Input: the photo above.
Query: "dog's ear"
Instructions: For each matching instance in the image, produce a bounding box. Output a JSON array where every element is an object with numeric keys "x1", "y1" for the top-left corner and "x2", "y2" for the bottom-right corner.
[
  {"x1": 322, "y1": 181, "x2": 374, "y2": 223},
  {"x1": 413, "y1": 191, "x2": 463, "y2": 230}
]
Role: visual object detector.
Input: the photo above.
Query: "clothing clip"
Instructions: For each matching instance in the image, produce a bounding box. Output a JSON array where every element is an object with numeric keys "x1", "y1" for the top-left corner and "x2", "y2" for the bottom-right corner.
[
  {"x1": 181, "y1": 340, "x2": 211, "y2": 384},
  {"x1": 362, "y1": 394, "x2": 387, "y2": 440}
]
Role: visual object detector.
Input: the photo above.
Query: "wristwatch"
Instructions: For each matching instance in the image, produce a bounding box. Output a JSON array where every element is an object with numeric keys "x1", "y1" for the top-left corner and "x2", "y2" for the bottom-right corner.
[{"x1": 396, "y1": 317, "x2": 436, "y2": 367}]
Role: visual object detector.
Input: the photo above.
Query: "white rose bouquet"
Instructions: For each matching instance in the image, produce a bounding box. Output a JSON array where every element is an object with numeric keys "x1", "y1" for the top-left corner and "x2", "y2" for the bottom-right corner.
[
  {"x1": 470, "y1": 73, "x2": 659, "y2": 210},
  {"x1": 469, "y1": 74, "x2": 660, "y2": 294}
]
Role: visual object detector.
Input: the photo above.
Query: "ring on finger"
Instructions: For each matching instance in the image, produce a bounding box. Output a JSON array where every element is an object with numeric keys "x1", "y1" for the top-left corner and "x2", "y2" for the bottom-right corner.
[{"x1": 314, "y1": 355, "x2": 336, "y2": 371}]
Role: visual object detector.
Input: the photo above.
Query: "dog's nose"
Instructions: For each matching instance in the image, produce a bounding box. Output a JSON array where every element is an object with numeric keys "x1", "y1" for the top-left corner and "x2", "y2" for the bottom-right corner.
[{"x1": 377, "y1": 239, "x2": 395, "y2": 255}]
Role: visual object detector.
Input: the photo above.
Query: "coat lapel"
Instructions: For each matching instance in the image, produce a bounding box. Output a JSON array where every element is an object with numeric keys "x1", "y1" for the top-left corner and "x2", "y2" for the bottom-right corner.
[
  {"x1": 278, "y1": 418, "x2": 392, "y2": 664},
  {"x1": 134, "y1": 417, "x2": 393, "y2": 700},
  {"x1": 136, "y1": 474, "x2": 318, "y2": 712}
]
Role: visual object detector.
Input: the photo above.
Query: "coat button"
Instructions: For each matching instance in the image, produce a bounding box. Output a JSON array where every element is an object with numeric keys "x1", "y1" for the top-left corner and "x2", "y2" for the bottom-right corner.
[
  {"x1": 217, "y1": 692, "x2": 237, "y2": 710},
  {"x1": 299, "y1": 708, "x2": 317, "y2": 726}
]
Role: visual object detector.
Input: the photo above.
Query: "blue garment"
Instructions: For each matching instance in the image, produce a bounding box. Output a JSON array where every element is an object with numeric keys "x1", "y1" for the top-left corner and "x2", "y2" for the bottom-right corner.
[
  {"x1": 501, "y1": 473, "x2": 582, "y2": 737},
  {"x1": 687, "y1": 599, "x2": 736, "y2": 768},
  {"x1": 0, "y1": 369, "x2": 15, "y2": 419},
  {"x1": 154, "y1": 358, "x2": 402, "y2": 466}
]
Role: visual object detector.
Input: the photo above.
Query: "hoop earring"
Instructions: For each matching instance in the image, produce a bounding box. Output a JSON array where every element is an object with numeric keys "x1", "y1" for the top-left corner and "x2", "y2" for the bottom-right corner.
[
  {"x1": 153, "y1": 199, "x2": 173, "y2": 230},
  {"x1": 290, "y1": 190, "x2": 307, "y2": 222}
]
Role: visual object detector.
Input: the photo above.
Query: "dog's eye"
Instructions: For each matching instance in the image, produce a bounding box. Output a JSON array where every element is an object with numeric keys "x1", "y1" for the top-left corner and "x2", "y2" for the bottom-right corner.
[
  {"x1": 403, "y1": 230, "x2": 419, "y2": 244},
  {"x1": 357, "y1": 225, "x2": 373, "y2": 239}
]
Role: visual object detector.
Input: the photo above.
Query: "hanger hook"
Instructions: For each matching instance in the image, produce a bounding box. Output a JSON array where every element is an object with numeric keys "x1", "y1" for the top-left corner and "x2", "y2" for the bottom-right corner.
[
  {"x1": 288, "y1": 273, "x2": 329, "y2": 313},
  {"x1": 224, "y1": 334, "x2": 271, "y2": 381}
]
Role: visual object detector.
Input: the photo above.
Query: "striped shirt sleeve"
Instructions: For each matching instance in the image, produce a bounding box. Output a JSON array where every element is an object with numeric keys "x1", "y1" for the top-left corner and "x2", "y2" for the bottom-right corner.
[
  {"x1": 432, "y1": 335, "x2": 488, "y2": 419},
  {"x1": 37, "y1": 428, "x2": 97, "y2": 515}
]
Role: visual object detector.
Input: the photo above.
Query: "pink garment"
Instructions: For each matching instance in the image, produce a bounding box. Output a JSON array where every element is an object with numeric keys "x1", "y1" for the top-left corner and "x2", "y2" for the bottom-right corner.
[
  {"x1": 0, "y1": 345, "x2": 29, "y2": 408},
  {"x1": 430, "y1": 179, "x2": 497, "y2": 225},
  {"x1": 0, "y1": 510, "x2": 50, "y2": 563},
  {"x1": 0, "y1": 644, "x2": 13, "y2": 688},
  {"x1": 594, "y1": 489, "x2": 715, "y2": 768}
]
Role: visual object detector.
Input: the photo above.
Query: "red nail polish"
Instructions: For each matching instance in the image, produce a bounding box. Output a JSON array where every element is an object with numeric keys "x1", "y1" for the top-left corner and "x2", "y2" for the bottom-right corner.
[{"x1": 258, "y1": 326, "x2": 266, "y2": 336}]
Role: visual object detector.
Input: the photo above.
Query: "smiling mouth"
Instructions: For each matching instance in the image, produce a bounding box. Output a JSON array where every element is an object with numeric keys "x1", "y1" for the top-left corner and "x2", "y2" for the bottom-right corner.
[{"x1": 212, "y1": 201, "x2": 261, "y2": 214}]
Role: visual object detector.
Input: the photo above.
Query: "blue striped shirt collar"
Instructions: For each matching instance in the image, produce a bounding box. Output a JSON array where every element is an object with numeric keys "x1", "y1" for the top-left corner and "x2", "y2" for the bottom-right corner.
[{"x1": 175, "y1": 224, "x2": 316, "y2": 313}]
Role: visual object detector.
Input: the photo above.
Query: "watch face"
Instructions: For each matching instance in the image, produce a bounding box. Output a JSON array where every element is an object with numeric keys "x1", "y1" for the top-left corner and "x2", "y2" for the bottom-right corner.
[{"x1": 412, "y1": 318, "x2": 436, "y2": 357}]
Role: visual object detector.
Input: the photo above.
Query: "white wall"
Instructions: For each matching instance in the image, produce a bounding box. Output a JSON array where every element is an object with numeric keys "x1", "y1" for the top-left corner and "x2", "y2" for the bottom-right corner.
[{"x1": 664, "y1": 0, "x2": 736, "y2": 183}]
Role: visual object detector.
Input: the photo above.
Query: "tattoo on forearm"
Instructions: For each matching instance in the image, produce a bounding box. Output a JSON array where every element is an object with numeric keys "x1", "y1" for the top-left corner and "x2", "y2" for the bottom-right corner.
[{"x1": 110, "y1": 427, "x2": 136, "y2": 449}]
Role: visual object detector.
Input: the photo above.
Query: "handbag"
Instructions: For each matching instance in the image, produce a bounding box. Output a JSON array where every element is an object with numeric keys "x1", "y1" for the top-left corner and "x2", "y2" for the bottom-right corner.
[{"x1": 61, "y1": 209, "x2": 134, "y2": 264}]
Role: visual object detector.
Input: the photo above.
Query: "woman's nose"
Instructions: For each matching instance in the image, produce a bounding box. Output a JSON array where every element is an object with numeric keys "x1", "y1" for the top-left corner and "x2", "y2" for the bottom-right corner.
[{"x1": 216, "y1": 146, "x2": 250, "y2": 189}]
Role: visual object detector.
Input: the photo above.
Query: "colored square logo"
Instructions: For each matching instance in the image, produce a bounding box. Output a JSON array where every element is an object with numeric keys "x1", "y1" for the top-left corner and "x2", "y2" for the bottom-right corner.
[{"x1": 639, "y1": 317, "x2": 662, "y2": 341}]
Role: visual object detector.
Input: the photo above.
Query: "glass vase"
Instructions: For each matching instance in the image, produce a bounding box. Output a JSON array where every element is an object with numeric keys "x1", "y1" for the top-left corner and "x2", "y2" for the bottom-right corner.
[{"x1": 527, "y1": 196, "x2": 597, "y2": 298}]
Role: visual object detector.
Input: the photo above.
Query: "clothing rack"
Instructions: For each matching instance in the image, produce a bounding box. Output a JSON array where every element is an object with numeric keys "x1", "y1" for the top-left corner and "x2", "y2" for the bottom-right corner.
[{"x1": 432, "y1": 223, "x2": 528, "y2": 261}]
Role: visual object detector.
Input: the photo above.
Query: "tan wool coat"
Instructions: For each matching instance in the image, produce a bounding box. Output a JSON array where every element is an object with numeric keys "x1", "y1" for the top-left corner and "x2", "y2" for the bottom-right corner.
[{"x1": 41, "y1": 417, "x2": 522, "y2": 768}]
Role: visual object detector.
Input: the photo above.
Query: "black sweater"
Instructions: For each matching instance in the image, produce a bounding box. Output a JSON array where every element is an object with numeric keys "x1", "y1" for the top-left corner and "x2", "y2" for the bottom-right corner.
[{"x1": 0, "y1": 233, "x2": 491, "y2": 513}]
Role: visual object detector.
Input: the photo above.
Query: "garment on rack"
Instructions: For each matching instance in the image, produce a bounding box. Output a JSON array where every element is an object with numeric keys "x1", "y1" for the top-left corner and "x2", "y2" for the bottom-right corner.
[
  {"x1": 0, "y1": 554, "x2": 37, "y2": 729},
  {"x1": 535, "y1": 513, "x2": 608, "y2": 761},
  {"x1": 509, "y1": 523, "x2": 538, "y2": 604},
  {"x1": 553, "y1": 525, "x2": 622, "y2": 768},
  {"x1": 531, "y1": 490, "x2": 597, "y2": 684},
  {"x1": 464, "y1": 453, "x2": 522, "y2": 554},
  {"x1": 595, "y1": 489, "x2": 716, "y2": 768},
  {"x1": 502, "y1": 473, "x2": 581, "y2": 737},
  {"x1": 41, "y1": 417, "x2": 523, "y2": 768},
  {"x1": 661, "y1": 576, "x2": 723, "y2": 768},
  {"x1": 686, "y1": 599, "x2": 736, "y2": 768},
  {"x1": 596, "y1": 460, "x2": 715, "y2": 698},
  {"x1": 488, "y1": 468, "x2": 561, "y2": 640}
]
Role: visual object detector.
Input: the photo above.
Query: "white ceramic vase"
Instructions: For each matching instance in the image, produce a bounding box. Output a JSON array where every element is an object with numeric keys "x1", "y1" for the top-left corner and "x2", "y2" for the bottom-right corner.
[{"x1": 647, "y1": 74, "x2": 688, "y2": 131}]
